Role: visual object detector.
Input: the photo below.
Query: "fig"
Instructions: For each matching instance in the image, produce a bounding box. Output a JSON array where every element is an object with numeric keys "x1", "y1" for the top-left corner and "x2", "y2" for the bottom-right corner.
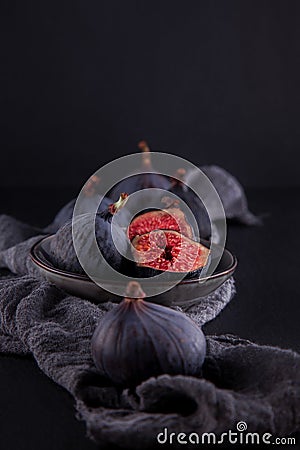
[
  {"x1": 91, "y1": 282, "x2": 206, "y2": 387},
  {"x1": 189, "y1": 165, "x2": 262, "y2": 225},
  {"x1": 127, "y1": 197, "x2": 194, "y2": 241},
  {"x1": 131, "y1": 229, "x2": 210, "y2": 279},
  {"x1": 168, "y1": 168, "x2": 211, "y2": 239},
  {"x1": 45, "y1": 175, "x2": 112, "y2": 233},
  {"x1": 48, "y1": 194, "x2": 130, "y2": 276},
  {"x1": 107, "y1": 141, "x2": 170, "y2": 202}
]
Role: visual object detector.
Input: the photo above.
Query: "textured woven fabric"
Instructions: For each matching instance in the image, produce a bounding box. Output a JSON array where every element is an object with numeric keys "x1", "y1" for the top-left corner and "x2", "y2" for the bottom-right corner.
[{"x1": 0, "y1": 214, "x2": 299, "y2": 449}]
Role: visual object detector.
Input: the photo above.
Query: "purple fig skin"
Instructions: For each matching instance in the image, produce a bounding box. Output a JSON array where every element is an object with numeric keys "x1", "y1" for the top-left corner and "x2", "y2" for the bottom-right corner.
[
  {"x1": 45, "y1": 196, "x2": 112, "y2": 234},
  {"x1": 108, "y1": 173, "x2": 170, "y2": 201},
  {"x1": 168, "y1": 169, "x2": 211, "y2": 239},
  {"x1": 48, "y1": 213, "x2": 127, "y2": 275},
  {"x1": 48, "y1": 195, "x2": 130, "y2": 275},
  {"x1": 107, "y1": 141, "x2": 170, "y2": 203},
  {"x1": 91, "y1": 283, "x2": 206, "y2": 387}
]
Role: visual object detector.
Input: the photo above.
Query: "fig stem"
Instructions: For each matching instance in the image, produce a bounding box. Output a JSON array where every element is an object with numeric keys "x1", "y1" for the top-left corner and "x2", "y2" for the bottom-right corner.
[
  {"x1": 138, "y1": 140, "x2": 152, "y2": 169},
  {"x1": 108, "y1": 193, "x2": 128, "y2": 215},
  {"x1": 125, "y1": 281, "x2": 146, "y2": 300}
]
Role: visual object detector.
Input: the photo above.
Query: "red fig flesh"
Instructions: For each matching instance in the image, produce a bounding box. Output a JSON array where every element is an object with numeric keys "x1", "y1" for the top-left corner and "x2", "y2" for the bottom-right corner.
[
  {"x1": 132, "y1": 230, "x2": 210, "y2": 274},
  {"x1": 128, "y1": 207, "x2": 194, "y2": 241}
]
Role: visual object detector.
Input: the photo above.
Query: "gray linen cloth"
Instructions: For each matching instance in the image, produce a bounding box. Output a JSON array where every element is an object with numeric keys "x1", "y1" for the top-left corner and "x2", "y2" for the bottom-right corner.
[{"x1": 0, "y1": 215, "x2": 299, "y2": 449}]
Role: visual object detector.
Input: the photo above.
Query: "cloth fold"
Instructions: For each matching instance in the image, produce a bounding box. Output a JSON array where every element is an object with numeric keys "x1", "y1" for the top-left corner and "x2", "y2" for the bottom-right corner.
[{"x1": 0, "y1": 213, "x2": 299, "y2": 449}]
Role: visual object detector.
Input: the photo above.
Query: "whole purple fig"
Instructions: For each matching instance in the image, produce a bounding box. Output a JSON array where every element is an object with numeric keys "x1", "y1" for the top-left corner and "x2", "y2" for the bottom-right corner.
[
  {"x1": 91, "y1": 282, "x2": 206, "y2": 387},
  {"x1": 48, "y1": 193, "x2": 130, "y2": 276},
  {"x1": 107, "y1": 141, "x2": 170, "y2": 203}
]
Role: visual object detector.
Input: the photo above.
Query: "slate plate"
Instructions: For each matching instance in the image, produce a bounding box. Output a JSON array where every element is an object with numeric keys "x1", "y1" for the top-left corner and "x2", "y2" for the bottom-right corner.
[{"x1": 30, "y1": 235, "x2": 237, "y2": 307}]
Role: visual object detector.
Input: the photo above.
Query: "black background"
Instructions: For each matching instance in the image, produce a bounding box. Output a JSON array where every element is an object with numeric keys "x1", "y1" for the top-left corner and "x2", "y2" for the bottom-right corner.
[
  {"x1": 1, "y1": 2, "x2": 300, "y2": 450},
  {"x1": 1, "y1": 0, "x2": 300, "y2": 189}
]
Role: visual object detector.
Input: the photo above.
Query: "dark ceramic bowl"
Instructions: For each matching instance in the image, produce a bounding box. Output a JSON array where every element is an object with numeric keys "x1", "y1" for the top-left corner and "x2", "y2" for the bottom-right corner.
[{"x1": 30, "y1": 235, "x2": 237, "y2": 307}]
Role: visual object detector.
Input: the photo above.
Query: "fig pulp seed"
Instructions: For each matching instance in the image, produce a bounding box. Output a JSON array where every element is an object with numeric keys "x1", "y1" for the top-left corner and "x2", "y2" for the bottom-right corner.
[
  {"x1": 132, "y1": 230, "x2": 209, "y2": 273},
  {"x1": 128, "y1": 208, "x2": 193, "y2": 240}
]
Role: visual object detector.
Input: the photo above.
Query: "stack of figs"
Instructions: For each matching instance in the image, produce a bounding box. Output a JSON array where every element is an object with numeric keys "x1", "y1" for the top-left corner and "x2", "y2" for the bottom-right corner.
[
  {"x1": 48, "y1": 142, "x2": 259, "y2": 386},
  {"x1": 49, "y1": 142, "x2": 211, "y2": 279},
  {"x1": 49, "y1": 141, "x2": 260, "y2": 280}
]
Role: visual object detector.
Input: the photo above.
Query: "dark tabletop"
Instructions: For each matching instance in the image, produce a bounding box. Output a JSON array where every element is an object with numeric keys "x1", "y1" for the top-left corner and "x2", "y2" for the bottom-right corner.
[{"x1": 0, "y1": 187, "x2": 299, "y2": 450}]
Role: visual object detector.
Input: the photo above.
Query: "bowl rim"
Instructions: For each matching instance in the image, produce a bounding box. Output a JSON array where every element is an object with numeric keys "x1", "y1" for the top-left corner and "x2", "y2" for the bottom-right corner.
[{"x1": 30, "y1": 235, "x2": 237, "y2": 286}]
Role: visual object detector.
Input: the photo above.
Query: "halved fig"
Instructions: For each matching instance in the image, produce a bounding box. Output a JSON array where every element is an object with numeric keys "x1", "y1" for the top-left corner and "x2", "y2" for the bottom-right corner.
[
  {"x1": 128, "y1": 200, "x2": 194, "y2": 241},
  {"x1": 131, "y1": 230, "x2": 210, "y2": 279}
]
